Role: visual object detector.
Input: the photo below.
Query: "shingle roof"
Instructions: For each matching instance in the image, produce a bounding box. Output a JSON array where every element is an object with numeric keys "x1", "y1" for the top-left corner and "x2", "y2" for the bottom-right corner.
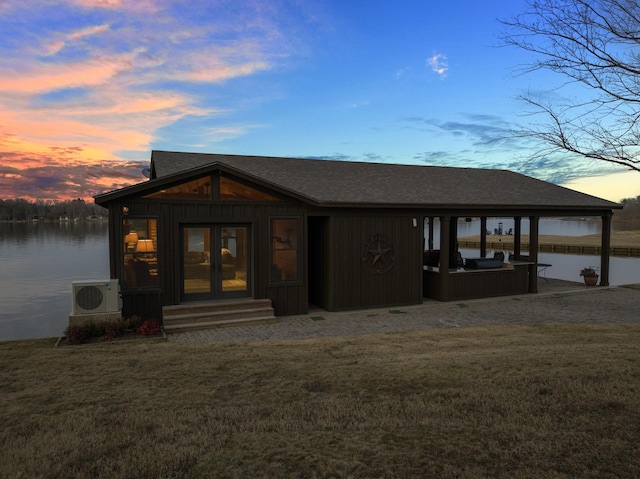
[{"x1": 147, "y1": 150, "x2": 620, "y2": 210}]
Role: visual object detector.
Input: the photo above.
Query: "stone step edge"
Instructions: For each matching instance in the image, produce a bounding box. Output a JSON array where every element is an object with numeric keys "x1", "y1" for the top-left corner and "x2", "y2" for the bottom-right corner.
[
  {"x1": 163, "y1": 299, "x2": 272, "y2": 314},
  {"x1": 164, "y1": 315, "x2": 277, "y2": 333},
  {"x1": 164, "y1": 307, "x2": 274, "y2": 324}
]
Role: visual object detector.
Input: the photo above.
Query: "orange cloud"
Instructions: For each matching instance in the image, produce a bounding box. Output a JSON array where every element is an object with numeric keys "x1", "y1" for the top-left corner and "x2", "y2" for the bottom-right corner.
[
  {"x1": 0, "y1": 56, "x2": 133, "y2": 94},
  {"x1": 0, "y1": 0, "x2": 306, "y2": 201},
  {"x1": 182, "y1": 61, "x2": 270, "y2": 83}
]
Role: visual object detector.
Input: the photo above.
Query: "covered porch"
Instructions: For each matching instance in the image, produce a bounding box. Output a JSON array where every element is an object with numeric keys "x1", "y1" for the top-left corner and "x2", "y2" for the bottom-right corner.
[{"x1": 422, "y1": 212, "x2": 614, "y2": 302}]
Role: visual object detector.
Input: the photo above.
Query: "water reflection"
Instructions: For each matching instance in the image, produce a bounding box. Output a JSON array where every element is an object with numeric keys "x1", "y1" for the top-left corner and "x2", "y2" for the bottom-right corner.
[
  {"x1": 0, "y1": 221, "x2": 109, "y2": 342},
  {"x1": 433, "y1": 217, "x2": 604, "y2": 238},
  {"x1": 428, "y1": 218, "x2": 640, "y2": 286}
]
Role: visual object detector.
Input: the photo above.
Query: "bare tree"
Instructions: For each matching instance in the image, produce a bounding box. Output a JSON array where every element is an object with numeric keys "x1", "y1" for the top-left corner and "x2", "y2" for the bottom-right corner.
[{"x1": 500, "y1": 0, "x2": 640, "y2": 172}]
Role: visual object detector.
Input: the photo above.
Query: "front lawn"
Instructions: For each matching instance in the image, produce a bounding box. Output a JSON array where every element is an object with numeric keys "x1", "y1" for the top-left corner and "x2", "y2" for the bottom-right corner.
[{"x1": 1, "y1": 323, "x2": 638, "y2": 478}]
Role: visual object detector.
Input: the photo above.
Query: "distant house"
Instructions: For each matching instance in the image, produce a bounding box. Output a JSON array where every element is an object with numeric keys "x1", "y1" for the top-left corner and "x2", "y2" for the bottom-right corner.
[{"x1": 95, "y1": 151, "x2": 621, "y2": 329}]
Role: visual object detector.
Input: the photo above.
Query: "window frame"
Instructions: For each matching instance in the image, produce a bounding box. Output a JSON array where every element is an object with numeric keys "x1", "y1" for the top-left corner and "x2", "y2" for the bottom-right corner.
[
  {"x1": 122, "y1": 217, "x2": 159, "y2": 290},
  {"x1": 269, "y1": 216, "x2": 302, "y2": 285},
  {"x1": 143, "y1": 176, "x2": 212, "y2": 200},
  {"x1": 142, "y1": 172, "x2": 283, "y2": 202}
]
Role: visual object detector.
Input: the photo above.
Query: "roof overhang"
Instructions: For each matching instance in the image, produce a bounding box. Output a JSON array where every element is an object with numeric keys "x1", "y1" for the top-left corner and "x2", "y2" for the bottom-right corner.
[{"x1": 95, "y1": 151, "x2": 623, "y2": 216}]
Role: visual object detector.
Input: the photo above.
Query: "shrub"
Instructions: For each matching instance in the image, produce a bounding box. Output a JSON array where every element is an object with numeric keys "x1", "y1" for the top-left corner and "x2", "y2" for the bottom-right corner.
[
  {"x1": 64, "y1": 325, "x2": 89, "y2": 344},
  {"x1": 82, "y1": 321, "x2": 106, "y2": 338},
  {"x1": 64, "y1": 317, "x2": 160, "y2": 345},
  {"x1": 103, "y1": 320, "x2": 126, "y2": 342},
  {"x1": 137, "y1": 320, "x2": 161, "y2": 336},
  {"x1": 123, "y1": 315, "x2": 143, "y2": 331}
]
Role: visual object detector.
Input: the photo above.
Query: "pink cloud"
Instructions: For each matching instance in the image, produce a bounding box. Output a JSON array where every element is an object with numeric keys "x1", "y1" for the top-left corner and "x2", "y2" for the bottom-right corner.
[
  {"x1": 46, "y1": 23, "x2": 111, "y2": 55},
  {"x1": 73, "y1": 0, "x2": 122, "y2": 8},
  {"x1": 69, "y1": 23, "x2": 111, "y2": 40},
  {"x1": 70, "y1": 0, "x2": 161, "y2": 13},
  {"x1": 71, "y1": 0, "x2": 123, "y2": 8}
]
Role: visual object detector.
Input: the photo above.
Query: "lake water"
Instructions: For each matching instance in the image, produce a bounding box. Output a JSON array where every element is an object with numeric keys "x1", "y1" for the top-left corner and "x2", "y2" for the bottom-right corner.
[
  {"x1": 1, "y1": 219, "x2": 639, "y2": 342},
  {"x1": 431, "y1": 217, "x2": 639, "y2": 283},
  {"x1": 1, "y1": 221, "x2": 109, "y2": 342}
]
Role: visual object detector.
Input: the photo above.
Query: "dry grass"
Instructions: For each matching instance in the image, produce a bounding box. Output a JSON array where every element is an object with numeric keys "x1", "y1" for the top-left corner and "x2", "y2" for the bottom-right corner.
[{"x1": 1, "y1": 324, "x2": 639, "y2": 478}]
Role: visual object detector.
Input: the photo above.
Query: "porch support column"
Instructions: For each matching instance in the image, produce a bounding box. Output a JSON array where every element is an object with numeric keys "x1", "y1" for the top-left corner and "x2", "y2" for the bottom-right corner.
[
  {"x1": 514, "y1": 217, "x2": 522, "y2": 259},
  {"x1": 449, "y1": 217, "x2": 458, "y2": 268},
  {"x1": 427, "y1": 217, "x2": 434, "y2": 250},
  {"x1": 600, "y1": 212, "x2": 612, "y2": 286},
  {"x1": 438, "y1": 216, "x2": 451, "y2": 300},
  {"x1": 480, "y1": 217, "x2": 487, "y2": 257},
  {"x1": 528, "y1": 216, "x2": 539, "y2": 293}
]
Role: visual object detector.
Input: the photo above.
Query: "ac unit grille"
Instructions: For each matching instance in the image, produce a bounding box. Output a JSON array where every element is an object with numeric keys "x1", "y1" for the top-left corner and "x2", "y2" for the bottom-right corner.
[
  {"x1": 71, "y1": 280, "x2": 120, "y2": 315},
  {"x1": 75, "y1": 285, "x2": 104, "y2": 312}
]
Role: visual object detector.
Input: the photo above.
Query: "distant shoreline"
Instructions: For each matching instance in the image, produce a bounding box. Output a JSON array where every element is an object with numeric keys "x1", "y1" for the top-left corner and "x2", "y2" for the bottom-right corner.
[
  {"x1": 458, "y1": 230, "x2": 640, "y2": 257},
  {"x1": 0, "y1": 218, "x2": 108, "y2": 223}
]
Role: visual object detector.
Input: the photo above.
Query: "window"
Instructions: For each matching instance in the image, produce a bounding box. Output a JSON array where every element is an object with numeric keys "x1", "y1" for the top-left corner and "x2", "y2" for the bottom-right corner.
[
  {"x1": 144, "y1": 175, "x2": 280, "y2": 201},
  {"x1": 270, "y1": 217, "x2": 299, "y2": 283},
  {"x1": 220, "y1": 175, "x2": 279, "y2": 201},
  {"x1": 144, "y1": 177, "x2": 211, "y2": 199},
  {"x1": 123, "y1": 218, "x2": 158, "y2": 288}
]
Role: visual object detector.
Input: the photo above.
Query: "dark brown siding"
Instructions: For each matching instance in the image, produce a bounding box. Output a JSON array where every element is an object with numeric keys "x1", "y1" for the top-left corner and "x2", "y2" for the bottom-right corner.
[
  {"x1": 424, "y1": 264, "x2": 529, "y2": 301},
  {"x1": 324, "y1": 213, "x2": 423, "y2": 311},
  {"x1": 122, "y1": 291, "x2": 162, "y2": 321},
  {"x1": 308, "y1": 216, "x2": 329, "y2": 308}
]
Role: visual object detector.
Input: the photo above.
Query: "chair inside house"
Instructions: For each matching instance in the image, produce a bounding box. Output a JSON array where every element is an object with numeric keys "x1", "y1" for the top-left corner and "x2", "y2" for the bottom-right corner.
[{"x1": 124, "y1": 258, "x2": 155, "y2": 288}]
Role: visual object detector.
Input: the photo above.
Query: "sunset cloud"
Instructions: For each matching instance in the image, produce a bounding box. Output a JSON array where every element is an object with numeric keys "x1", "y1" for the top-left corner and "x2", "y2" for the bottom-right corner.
[
  {"x1": 180, "y1": 61, "x2": 271, "y2": 83},
  {"x1": 0, "y1": 0, "x2": 309, "y2": 201},
  {"x1": 69, "y1": 0, "x2": 159, "y2": 11},
  {"x1": 46, "y1": 23, "x2": 111, "y2": 55},
  {"x1": 71, "y1": 0, "x2": 123, "y2": 7},
  {"x1": 0, "y1": 55, "x2": 134, "y2": 94},
  {"x1": 0, "y1": 147, "x2": 146, "y2": 202}
]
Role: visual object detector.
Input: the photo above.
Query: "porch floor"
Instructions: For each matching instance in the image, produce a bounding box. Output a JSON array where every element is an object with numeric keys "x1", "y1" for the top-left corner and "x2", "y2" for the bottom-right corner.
[{"x1": 167, "y1": 279, "x2": 640, "y2": 344}]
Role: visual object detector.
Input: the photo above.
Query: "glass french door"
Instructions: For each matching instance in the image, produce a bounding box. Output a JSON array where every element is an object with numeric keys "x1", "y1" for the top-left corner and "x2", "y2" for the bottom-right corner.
[{"x1": 181, "y1": 225, "x2": 250, "y2": 301}]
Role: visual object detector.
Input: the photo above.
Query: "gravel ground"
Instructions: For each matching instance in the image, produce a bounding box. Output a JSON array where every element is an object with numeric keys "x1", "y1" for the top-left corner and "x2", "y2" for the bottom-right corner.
[{"x1": 168, "y1": 279, "x2": 640, "y2": 344}]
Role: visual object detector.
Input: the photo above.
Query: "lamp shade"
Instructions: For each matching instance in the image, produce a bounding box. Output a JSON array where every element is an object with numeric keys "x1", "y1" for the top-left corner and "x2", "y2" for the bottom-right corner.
[
  {"x1": 124, "y1": 232, "x2": 138, "y2": 244},
  {"x1": 136, "y1": 239, "x2": 154, "y2": 253}
]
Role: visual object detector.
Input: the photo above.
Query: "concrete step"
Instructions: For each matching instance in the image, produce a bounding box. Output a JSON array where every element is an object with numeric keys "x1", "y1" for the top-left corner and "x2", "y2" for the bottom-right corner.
[
  {"x1": 164, "y1": 307, "x2": 275, "y2": 325},
  {"x1": 164, "y1": 315, "x2": 276, "y2": 334},
  {"x1": 162, "y1": 298, "x2": 275, "y2": 334},
  {"x1": 163, "y1": 298, "x2": 272, "y2": 318}
]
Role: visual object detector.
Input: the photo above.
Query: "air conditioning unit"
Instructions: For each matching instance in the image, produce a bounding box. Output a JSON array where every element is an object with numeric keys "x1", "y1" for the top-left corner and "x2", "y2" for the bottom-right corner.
[{"x1": 71, "y1": 280, "x2": 121, "y2": 315}]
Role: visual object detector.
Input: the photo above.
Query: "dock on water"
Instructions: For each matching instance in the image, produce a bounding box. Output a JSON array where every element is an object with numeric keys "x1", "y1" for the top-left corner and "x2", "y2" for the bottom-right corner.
[{"x1": 457, "y1": 231, "x2": 640, "y2": 258}]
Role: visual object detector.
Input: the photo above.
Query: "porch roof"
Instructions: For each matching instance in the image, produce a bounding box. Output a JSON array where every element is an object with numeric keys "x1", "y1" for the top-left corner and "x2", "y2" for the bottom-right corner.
[{"x1": 95, "y1": 150, "x2": 621, "y2": 213}]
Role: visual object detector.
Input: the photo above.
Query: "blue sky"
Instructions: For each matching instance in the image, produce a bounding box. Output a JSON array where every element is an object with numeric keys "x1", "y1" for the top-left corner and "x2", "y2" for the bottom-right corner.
[{"x1": 0, "y1": 0, "x2": 637, "y2": 202}]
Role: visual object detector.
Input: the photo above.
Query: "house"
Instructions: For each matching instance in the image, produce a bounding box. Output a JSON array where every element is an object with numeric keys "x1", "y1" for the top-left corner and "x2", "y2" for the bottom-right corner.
[{"x1": 94, "y1": 151, "x2": 621, "y2": 328}]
